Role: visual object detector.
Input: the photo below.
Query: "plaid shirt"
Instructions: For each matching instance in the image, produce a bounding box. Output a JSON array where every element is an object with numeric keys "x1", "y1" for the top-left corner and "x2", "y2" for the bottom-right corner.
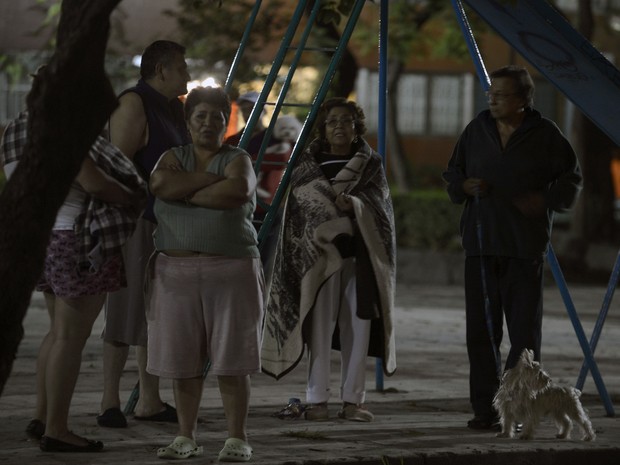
[
  {"x1": 0, "y1": 111, "x2": 147, "y2": 273},
  {"x1": 0, "y1": 111, "x2": 28, "y2": 166}
]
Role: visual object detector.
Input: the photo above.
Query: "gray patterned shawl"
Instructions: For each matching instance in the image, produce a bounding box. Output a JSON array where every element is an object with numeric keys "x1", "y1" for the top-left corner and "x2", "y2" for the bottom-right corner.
[{"x1": 261, "y1": 138, "x2": 396, "y2": 379}]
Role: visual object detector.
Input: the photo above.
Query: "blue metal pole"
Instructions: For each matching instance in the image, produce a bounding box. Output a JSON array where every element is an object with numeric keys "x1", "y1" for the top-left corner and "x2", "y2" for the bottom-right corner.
[
  {"x1": 450, "y1": 0, "x2": 490, "y2": 88},
  {"x1": 253, "y1": 0, "x2": 323, "y2": 178},
  {"x1": 377, "y1": 0, "x2": 388, "y2": 164},
  {"x1": 576, "y1": 251, "x2": 620, "y2": 391},
  {"x1": 258, "y1": 0, "x2": 367, "y2": 246},
  {"x1": 375, "y1": 0, "x2": 388, "y2": 392},
  {"x1": 224, "y1": 0, "x2": 263, "y2": 92},
  {"x1": 547, "y1": 246, "x2": 614, "y2": 416},
  {"x1": 238, "y1": 0, "x2": 309, "y2": 153}
]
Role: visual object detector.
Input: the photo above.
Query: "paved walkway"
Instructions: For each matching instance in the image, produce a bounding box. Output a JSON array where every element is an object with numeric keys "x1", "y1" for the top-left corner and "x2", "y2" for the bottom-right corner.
[{"x1": 0, "y1": 283, "x2": 619, "y2": 464}]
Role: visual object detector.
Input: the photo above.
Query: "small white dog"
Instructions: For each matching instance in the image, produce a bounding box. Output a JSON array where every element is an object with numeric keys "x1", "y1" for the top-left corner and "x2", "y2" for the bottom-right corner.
[{"x1": 493, "y1": 349, "x2": 595, "y2": 441}]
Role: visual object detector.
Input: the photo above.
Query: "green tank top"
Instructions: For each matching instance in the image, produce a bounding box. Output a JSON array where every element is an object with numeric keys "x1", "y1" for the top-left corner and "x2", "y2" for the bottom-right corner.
[{"x1": 153, "y1": 144, "x2": 259, "y2": 258}]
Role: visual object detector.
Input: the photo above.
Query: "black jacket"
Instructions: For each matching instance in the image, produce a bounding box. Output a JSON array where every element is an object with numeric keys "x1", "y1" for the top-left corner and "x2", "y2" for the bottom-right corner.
[{"x1": 443, "y1": 108, "x2": 582, "y2": 259}]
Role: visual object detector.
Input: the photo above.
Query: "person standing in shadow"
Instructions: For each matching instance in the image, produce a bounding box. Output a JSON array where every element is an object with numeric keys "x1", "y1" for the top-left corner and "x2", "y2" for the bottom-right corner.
[
  {"x1": 1, "y1": 72, "x2": 146, "y2": 450},
  {"x1": 97, "y1": 40, "x2": 191, "y2": 428},
  {"x1": 443, "y1": 65, "x2": 582, "y2": 430}
]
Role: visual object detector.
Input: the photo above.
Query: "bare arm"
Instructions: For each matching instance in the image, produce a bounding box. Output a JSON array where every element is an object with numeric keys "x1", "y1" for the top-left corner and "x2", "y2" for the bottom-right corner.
[
  {"x1": 76, "y1": 157, "x2": 144, "y2": 209},
  {"x1": 189, "y1": 154, "x2": 256, "y2": 209},
  {"x1": 109, "y1": 92, "x2": 147, "y2": 159},
  {"x1": 149, "y1": 150, "x2": 224, "y2": 200}
]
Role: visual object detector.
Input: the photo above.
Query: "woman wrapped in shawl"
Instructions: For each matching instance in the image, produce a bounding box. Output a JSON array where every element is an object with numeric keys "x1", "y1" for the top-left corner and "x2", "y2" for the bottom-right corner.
[{"x1": 261, "y1": 98, "x2": 396, "y2": 422}]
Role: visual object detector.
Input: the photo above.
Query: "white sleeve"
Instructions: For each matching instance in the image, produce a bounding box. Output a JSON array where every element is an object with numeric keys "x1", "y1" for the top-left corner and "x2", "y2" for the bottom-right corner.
[{"x1": 3, "y1": 160, "x2": 18, "y2": 179}]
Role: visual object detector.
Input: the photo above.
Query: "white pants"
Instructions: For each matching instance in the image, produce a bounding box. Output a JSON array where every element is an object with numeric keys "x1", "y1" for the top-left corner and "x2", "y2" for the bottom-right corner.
[{"x1": 306, "y1": 258, "x2": 371, "y2": 405}]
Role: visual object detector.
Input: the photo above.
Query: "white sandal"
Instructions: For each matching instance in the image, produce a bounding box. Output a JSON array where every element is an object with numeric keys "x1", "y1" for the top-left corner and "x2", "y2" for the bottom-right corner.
[
  {"x1": 157, "y1": 436, "x2": 203, "y2": 460},
  {"x1": 217, "y1": 437, "x2": 253, "y2": 462}
]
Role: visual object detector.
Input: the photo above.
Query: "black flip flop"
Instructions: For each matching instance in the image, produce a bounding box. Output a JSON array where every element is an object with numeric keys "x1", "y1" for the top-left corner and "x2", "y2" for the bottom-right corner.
[{"x1": 134, "y1": 403, "x2": 178, "y2": 423}]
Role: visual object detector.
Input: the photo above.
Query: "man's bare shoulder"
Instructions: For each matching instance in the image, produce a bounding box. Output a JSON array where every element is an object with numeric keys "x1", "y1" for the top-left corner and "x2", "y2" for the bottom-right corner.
[
  {"x1": 114, "y1": 91, "x2": 146, "y2": 119},
  {"x1": 109, "y1": 91, "x2": 148, "y2": 157}
]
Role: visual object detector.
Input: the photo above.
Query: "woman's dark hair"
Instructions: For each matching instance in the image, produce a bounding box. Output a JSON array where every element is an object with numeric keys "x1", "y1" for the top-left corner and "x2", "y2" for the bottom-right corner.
[
  {"x1": 140, "y1": 40, "x2": 186, "y2": 80},
  {"x1": 315, "y1": 97, "x2": 367, "y2": 140},
  {"x1": 184, "y1": 86, "x2": 232, "y2": 124},
  {"x1": 489, "y1": 65, "x2": 535, "y2": 108}
]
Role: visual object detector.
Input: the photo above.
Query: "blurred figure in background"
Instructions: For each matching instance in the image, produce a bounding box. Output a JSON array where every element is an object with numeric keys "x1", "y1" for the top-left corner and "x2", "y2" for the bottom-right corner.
[{"x1": 258, "y1": 114, "x2": 302, "y2": 205}]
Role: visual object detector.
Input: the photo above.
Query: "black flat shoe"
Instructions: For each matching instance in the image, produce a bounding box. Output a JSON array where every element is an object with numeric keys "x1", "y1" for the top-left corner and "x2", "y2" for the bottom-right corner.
[
  {"x1": 96, "y1": 407, "x2": 127, "y2": 428},
  {"x1": 26, "y1": 419, "x2": 45, "y2": 440},
  {"x1": 40, "y1": 435, "x2": 104, "y2": 452}
]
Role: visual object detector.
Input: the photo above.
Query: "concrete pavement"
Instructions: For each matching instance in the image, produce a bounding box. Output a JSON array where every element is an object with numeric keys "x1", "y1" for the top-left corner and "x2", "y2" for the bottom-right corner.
[{"x1": 0, "y1": 283, "x2": 619, "y2": 464}]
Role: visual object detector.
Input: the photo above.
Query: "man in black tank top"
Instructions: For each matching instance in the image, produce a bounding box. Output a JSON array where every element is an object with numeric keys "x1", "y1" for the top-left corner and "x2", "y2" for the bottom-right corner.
[{"x1": 97, "y1": 40, "x2": 190, "y2": 428}]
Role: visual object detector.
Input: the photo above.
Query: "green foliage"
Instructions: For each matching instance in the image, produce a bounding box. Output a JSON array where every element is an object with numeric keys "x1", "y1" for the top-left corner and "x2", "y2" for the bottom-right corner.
[
  {"x1": 0, "y1": 55, "x2": 28, "y2": 86},
  {"x1": 166, "y1": 0, "x2": 288, "y2": 84},
  {"x1": 388, "y1": 0, "x2": 446, "y2": 60},
  {"x1": 0, "y1": 2, "x2": 141, "y2": 97},
  {"x1": 392, "y1": 189, "x2": 463, "y2": 251},
  {"x1": 0, "y1": 0, "x2": 61, "y2": 84},
  {"x1": 420, "y1": 7, "x2": 476, "y2": 61},
  {"x1": 353, "y1": 0, "x2": 486, "y2": 62},
  {"x1": 32, "y1": 0, "x2": 62, "y2": 50}
]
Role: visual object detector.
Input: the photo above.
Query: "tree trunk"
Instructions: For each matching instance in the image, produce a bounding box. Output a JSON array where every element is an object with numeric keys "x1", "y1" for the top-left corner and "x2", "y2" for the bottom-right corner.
[{"x1": 0, "y1": 0, "x2": 121, "y2": 396}]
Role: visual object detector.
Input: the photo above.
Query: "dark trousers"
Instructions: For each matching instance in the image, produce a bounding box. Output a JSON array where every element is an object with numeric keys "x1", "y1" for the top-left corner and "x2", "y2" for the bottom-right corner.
[{"x1": 464, "y1": 256, "x2": 544, "y2": 417}]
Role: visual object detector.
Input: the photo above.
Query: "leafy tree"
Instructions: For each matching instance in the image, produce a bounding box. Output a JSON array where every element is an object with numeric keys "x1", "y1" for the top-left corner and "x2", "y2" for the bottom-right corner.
[
  {"x1": 304, "y1": 0, "x2": 360, "y2": 99},
  {"x1": 164, "y1": 0, "x2": 361, "y2": 120},
  {"x1": 353, "y1": 0, "x2": 480, "y2": 191},
  {"x1": 165, "y1": 0, "x2": 289, "y2": 88},
  {"x1": 0, "y1": 0, "x2": 59, "y2": 86},
  {"x1": 0, "y1": 0, "x2": 134, "y2": 103}
]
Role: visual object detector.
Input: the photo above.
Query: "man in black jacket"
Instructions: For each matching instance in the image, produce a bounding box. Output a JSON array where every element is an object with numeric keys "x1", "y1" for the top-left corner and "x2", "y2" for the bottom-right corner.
[{"x1": 443, "y1": 65, "x2": 582, "y2": 430}]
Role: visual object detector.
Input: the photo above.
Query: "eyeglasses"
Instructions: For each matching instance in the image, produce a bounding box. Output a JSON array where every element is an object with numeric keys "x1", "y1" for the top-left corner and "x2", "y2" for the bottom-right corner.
[
  {"x1": 325, "y1": 117, "x2": 355, "y2": 128},
  {"x1": 485, "y1": 91, "x2": 519, "y2": 102}
]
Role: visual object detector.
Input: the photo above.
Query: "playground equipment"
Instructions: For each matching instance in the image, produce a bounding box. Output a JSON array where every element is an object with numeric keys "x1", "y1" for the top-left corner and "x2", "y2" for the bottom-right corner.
[{"x1": 127, "y1": 0, "x2": 617, "y2": 417}]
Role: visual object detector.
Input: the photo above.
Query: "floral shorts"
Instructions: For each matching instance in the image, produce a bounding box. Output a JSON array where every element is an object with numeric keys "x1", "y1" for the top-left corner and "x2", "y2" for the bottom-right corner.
[{"x1": 36, "y1": 230, "x2": 124, "y2": 298}]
